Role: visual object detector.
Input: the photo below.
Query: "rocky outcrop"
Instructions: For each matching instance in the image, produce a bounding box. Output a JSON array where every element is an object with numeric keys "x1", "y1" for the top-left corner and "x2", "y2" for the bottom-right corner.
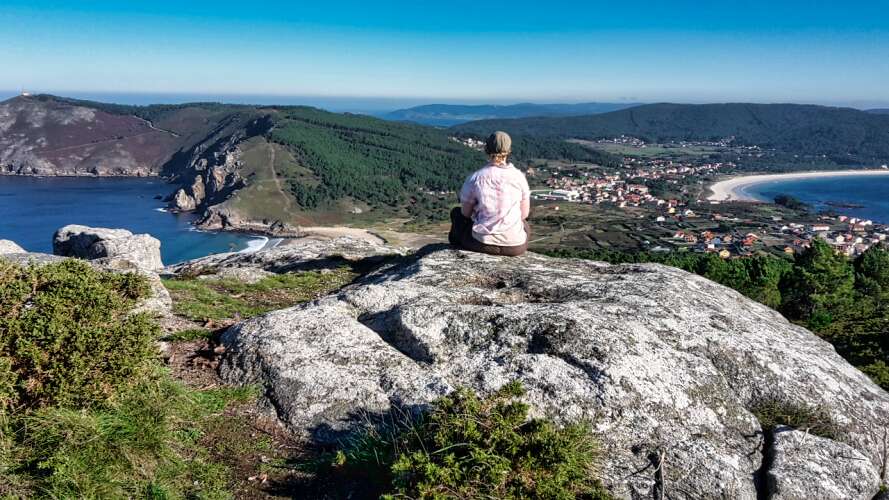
[
  {"x1": 166, "y1": 236, "x2": 403, "y2": 283},
  {"x1": 767, "y1": 426, "x2": 880, "y2": 500},
  {"x1": 53, "y1": 224, "x2": 163, "y2": 271},
  {"x1": 194, "y1": 204, "x2": 304, "y2": 236},
  {"x1": 0, "y1": 239, "x2": 26, "y2": 254},
  {"x1": 219, "y1": 246, "x2": 889, "y2": 500},
  {"x1": 171, "y1": 174, "x2": 206, "y2": 211},
  {"x1": 163, "y1": 113, "x2": 269, "y2": 215}
]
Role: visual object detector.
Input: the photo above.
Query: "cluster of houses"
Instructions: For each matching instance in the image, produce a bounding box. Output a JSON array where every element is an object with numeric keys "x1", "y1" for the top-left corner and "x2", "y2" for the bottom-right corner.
[
  {"x1": 779, "y1": 216, "x2": 889, "y2": 257},
  {"x1": 670, "y1": 229, "x2": 762, "y2": 258},
  {"x1": 663, "y1": 213, "x2": 889, "y2": 259},
  {"x1": 536, "y1": 158, "x2": 729, "y2": 208}
]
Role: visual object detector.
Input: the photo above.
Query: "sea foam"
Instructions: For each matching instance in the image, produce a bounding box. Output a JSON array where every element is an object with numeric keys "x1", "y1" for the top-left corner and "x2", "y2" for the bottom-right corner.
[{"x1": 239, "y1": 236, "x2": 269, "y2": 253}]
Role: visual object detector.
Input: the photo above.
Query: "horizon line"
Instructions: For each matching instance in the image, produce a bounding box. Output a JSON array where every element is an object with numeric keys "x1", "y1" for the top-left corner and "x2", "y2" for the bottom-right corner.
[{"x1": 3, "y1": 90, "x2": 888, "y2": 111}]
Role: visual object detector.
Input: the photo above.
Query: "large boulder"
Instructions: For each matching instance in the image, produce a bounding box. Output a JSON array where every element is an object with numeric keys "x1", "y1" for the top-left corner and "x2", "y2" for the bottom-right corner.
[
  {"x1": 53, "y1": 224, "x2": 163, "y2": 270},
  {"x1": 0, "y1": 239, "x2": 26, "y2": 254},
  {"x1": 220, "y1": 246, "x2": 889, "y2": 500},
  {"x1": 52, "y1": 225, "x2": 133, "y2": 256}
]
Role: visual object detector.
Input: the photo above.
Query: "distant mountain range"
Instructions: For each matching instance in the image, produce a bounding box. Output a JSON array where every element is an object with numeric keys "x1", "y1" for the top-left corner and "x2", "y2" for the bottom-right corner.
[
  {"x1": 868, "y1": 109, "x2": 889, "y2": 114},
  {"x1": 380, "y1": 102, "x2": 640, "y2": 126},
  {"x1": 452, "y1": 103, "x2": 889, "y2": 164}
]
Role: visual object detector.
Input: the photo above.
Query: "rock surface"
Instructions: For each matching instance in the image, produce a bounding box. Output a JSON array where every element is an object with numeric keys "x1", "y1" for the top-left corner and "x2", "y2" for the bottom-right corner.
[
  {"x1": 53, "y1": 224, "x2": 163, "y2": 270},
  {"x1": 220, "y1": 245, "x2": 889, "y2": 500},
  {"x1": 0, "y1": 239, "x2": 26, "y2": 254},
  {"x1": 166, "y1": 236, "x2": 403, "y2": 283},
  {"x1": 767, "y1": 426, "x2": 880, "y2": 500}
]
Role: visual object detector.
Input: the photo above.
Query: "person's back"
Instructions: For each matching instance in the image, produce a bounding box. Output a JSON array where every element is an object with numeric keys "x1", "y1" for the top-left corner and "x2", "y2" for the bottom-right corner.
[{"x1": 449, "y1": 131, "x2": 531, "y2": 256}]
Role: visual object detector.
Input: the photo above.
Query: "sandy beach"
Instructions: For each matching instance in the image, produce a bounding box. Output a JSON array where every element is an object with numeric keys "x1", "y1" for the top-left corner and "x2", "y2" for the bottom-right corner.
[{"x1": 707, "y1": 169, "x2": 889, "y2": 202}]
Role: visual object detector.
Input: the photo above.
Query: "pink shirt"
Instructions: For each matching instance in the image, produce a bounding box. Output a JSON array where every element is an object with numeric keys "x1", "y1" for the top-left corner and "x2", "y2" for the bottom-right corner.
[{"x1": 459, "y1": 162, "x2": 530, "y2": 246}]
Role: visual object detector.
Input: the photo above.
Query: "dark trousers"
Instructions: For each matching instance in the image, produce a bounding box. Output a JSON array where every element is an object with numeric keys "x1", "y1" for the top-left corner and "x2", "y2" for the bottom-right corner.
[{"x1": 448, "y1": 207, "x2": 529, "y2": 257}]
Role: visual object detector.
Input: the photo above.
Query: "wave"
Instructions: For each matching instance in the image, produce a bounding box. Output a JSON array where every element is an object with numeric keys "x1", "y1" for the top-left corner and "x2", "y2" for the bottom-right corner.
[
  {"x1": 154, "y1": 207, "x2": 170, "y2": 213},
  {"x1": 238, "y1": 236, "x2": 269, "y2": 254}
]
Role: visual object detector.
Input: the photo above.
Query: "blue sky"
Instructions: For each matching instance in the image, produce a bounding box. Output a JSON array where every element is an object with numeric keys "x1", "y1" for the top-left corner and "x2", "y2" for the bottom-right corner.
[{"x1": 2, "y1": 1, "x2": 889, "y2": 108}]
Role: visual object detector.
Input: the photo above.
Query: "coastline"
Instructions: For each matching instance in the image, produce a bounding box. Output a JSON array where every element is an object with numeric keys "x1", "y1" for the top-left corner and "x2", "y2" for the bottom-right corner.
[{"x1": 707, "y1": 169, "x2": 889, "y2": 202}]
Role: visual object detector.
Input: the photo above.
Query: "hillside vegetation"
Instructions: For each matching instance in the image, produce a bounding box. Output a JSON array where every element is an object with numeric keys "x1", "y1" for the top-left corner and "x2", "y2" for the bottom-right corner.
[
  {"x1": 10, "y1": 95, "x2": 492, "y2": 225},
  {"x1": 453, "y1": 103, "x2": 889, "y2": 165},
  {"x1": 269, "y1": 107, "x2": 485, "y2": 210}
]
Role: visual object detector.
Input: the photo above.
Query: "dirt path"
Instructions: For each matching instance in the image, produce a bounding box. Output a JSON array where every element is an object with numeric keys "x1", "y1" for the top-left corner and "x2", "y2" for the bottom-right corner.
[
  {"x1": 36, "y1": 129, "x2": 159, "y2": 154},
  {"x1": 267, "y1": 143, "x2": 296, "y2": 215},
  {"x1": 135, "y1": 116, "x2": 181, "y2": 138}
]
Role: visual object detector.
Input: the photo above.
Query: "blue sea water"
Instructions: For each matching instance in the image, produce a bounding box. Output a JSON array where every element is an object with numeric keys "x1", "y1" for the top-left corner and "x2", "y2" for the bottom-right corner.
[
  {"x1": 0, "y1": 176, "x2": 261, "y2": 264},
  {"x1": 741, "y1": 174, "x2": 889, "y2": 225}
]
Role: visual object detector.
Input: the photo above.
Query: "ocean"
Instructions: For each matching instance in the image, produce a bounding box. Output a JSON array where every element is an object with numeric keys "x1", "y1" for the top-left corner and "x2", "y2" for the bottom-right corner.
[
  {"x1": 0, "y1": 176, "x2": 262, "y2": 264},
  {"x1": 741, "y1": 174, "x2": 889, "y2": 224}
]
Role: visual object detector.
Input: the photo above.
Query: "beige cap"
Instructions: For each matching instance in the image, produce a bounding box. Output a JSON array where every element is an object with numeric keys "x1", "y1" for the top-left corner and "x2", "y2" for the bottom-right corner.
[{"x1": 485, "y1": 131, "x2": 512, "y2": 155}]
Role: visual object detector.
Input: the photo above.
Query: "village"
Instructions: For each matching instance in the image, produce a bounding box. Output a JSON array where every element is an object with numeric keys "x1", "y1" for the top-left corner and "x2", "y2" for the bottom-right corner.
[{"x1": 527, "y1": 137, "x2": 889, "y2": 258}]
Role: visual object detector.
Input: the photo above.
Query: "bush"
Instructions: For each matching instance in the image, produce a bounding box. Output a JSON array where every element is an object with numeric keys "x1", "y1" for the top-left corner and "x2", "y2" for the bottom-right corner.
[
  {"x1": 0, "y1": 259, "x2": 157, "y2": 410},
  {"x1": 0, "y1": 259, "x2": 255, "y2": 498},
  {"x1": 334, "y1": 382, "x2": 613, "y2": 499}
]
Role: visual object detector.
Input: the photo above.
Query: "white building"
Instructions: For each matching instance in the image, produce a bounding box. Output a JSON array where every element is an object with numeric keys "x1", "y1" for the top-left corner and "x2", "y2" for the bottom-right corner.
[{"x1": 548, "y1": 190, "x2": 580, "y2": 201}]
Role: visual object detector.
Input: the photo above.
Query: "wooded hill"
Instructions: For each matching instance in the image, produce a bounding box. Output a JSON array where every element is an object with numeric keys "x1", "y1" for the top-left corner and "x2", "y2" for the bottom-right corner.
[{"x1": 453, "y1": 103, "x2": 889, "y2": 165}]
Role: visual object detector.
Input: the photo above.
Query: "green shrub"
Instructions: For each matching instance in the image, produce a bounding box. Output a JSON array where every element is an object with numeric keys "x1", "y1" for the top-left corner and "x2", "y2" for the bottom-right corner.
[
  {"x1": 0, "y1": 259, "x2": 157, "y2": 410},
  {"x1": 334, "y1": 382, "x2": 613, "y2": 500},
  {"x1": 0, "y1": 259, "x2": 257, "y2": 498},
  {"x1": 163, "y1": 328, "x2": 213, "y2": 342}
]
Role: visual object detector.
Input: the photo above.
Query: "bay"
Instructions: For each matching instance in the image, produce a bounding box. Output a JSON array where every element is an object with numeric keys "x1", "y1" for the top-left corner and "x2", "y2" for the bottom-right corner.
[
  {"x1": 0, "y1": 176, "x2": 262, "y2": 264},
  {"x1": 741, "y1": 174, "x2": 889, "y2": 224}
]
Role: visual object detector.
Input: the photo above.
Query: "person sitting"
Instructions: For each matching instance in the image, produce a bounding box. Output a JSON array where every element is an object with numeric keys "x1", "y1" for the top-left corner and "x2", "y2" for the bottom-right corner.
[{"x1": 449, "y1": 131, "x2": 531, "y2": 257}]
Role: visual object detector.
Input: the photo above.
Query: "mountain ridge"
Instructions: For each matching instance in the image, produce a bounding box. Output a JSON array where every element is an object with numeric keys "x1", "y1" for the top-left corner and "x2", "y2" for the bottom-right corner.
[
  {"x1": 452, "y1": 102, "x2": 889, "y2": 164},
  {"x1": 380, "y1": 101, "x2": 640, "y2": 126}
]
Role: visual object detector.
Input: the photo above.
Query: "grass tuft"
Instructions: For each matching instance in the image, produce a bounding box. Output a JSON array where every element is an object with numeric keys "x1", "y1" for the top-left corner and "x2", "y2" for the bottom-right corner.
[{"x1": 750, "y1": 397, "x2": 841, "y2": 440}]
